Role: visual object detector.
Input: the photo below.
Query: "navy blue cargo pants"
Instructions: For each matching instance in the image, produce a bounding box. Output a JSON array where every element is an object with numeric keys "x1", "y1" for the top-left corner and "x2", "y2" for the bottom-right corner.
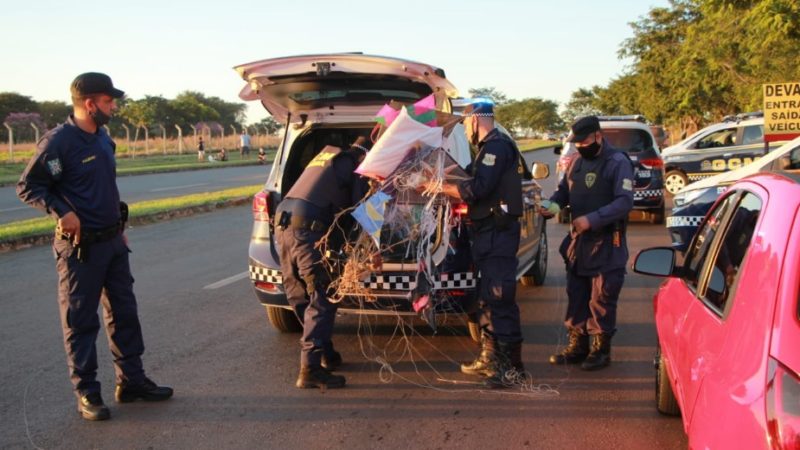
[
  {"x1": 564, "y1": 268, "x2": 625, "y2": 335},
  {"x1": 472, "y1": 221, "x2": 523, "y2": 344},
  {"x1": 275, "y1": 226, "x2": 337, "y2": 367},
  {"x1": 54, "y1": 234, "x2": 145, "y2": 397}
]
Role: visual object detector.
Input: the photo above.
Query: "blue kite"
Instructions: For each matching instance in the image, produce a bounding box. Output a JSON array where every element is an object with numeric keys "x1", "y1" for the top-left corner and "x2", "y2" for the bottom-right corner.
[{"x1": 351, "y1": 191, "x2": 392, "y2": 247}]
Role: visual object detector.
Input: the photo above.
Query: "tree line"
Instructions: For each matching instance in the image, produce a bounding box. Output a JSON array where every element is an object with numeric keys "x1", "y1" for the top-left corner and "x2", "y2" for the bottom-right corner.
[
  {"x1": 0, "y1": 91, "x2": 281, "y2": 143},
  {"x1": 563, "y1": 0, "x2": 800, "y2": 134}
]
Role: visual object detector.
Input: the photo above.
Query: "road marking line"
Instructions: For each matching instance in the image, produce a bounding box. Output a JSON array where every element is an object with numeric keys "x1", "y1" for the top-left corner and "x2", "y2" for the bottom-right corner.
[
  {"x1": 204, "y1": 271, "x2": 249, "y2": 290},
  {"x1": 150, "y1": 183, "x2": 210, "y2": 192},
  {"x1": 0, "y1": 206, "x2": 29, "y2": 213}
]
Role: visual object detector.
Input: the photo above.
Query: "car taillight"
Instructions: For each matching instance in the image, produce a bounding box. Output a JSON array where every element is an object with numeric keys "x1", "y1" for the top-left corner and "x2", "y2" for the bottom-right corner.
[
  {"x1": 253, "y1": 191, "x2": 269, "y2": 222},
  {"x1": 766, "y1": 358, "x2": 800, "y2": 449},
  {"x1": 640, "y1": 158, "x2": 664, "y2": 169},
  {"x1": 254, "y1": 281, "x2": 280, "y2": 293},
  {"x1": 452, "y1": 203, "x2": 469, "y2": 217}
]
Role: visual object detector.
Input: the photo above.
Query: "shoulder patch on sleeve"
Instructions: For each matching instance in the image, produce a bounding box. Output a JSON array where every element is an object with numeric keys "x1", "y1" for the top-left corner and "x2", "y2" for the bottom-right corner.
[
  {"x1": 482, "y1": 153, "x2": 496, "y2": 166},
  {"x1": 622, "y1": 178, "x2": 633, "y2": 191},
  {"x1": 47, "y1": 158, "x2": 62, "y2": 176}
]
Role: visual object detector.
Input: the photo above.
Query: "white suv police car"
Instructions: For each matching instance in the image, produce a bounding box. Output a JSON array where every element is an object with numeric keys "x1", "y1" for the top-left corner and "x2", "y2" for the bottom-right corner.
[
  {"x1": 661, "y1": 112, "x2": 785, "y2": 194},
  {"x1": 235, "y1": 53, "x2": 549, "y2": 341}
]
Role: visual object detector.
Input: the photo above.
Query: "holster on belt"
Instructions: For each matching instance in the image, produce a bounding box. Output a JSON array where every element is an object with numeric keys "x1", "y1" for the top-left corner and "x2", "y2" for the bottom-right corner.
[{"x1": 275, "y1": 211, "x2": 329, "y2": 232}]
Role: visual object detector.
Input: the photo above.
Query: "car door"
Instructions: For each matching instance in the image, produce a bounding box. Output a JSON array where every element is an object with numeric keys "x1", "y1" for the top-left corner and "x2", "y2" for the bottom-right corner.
[
  {"x1": 663, "y1": 191, "x2": 738, "y2": 422},
  {"x1": 720, "y1": 124, "x2": 767, "y2": 170},
  {"x1": 672, "y1": 189, "x2": 765, "y2": 427},
  {"x1": 518, "y1": 177, "x2": 541, "y2": 269}
]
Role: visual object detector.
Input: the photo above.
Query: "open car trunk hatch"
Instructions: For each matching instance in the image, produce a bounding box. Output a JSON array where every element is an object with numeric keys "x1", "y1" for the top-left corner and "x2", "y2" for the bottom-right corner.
[{"x1": 234, "y1": 53, "x2": 458, "y2": 122}]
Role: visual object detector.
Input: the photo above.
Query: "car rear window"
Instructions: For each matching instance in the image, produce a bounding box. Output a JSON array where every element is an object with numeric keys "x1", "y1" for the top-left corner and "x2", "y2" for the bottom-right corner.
[{"x1": 602, "y1": 129, "x2": 655, "y2": 154}]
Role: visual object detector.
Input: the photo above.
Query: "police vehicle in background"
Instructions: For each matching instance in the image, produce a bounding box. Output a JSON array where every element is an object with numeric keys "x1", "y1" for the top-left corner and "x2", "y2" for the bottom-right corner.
[
  {"x1": 235, "y1": 53, "x2": 549, "y2": 341},
  {"x1": 554, "y1": 115, "x2": 666, "y2": 224},
  {"x1": 666, "y1": 135, "x2": 800, "y2": 251},
  {"x1": 661, "y1": 112, "x2": 786, "y2": 195}
]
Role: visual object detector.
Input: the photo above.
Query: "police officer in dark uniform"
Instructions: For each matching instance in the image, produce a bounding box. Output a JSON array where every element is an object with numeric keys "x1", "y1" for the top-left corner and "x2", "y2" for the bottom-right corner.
[
  {"x1": 274, "y1": 137, "x2": 370, "y2": 389},
  {"x1": 16, "y1": 73, "x2": 172, "y2": 421},
  {"x1": 432, "y1": 99, "x2": 529, "y2": 387},
  {"x1": 541, "y1": 116, "x2": 634, "y2": 370}
]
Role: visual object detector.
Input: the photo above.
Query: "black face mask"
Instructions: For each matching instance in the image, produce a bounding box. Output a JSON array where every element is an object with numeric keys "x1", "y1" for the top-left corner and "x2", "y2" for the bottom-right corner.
[
  {"x1": 89, "y1": 104, "x2": 111, "y2": 127},
  {"x1": 577, "y1": 139, "x2": 601, "y2": 160}
]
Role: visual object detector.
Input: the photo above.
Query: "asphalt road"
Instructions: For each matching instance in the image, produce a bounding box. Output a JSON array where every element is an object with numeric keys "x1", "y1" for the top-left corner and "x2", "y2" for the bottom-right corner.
[
  {"x1": 0, "y1": 164, "x2": 270, "y2": 225},
  {"x1": 0, "y1": 148, "x2": 687, "y2": 449}
]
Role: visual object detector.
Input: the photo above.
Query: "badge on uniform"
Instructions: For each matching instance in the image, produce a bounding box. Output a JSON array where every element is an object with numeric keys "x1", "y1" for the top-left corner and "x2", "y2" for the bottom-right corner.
[
  {"x1": 482, "y1": 153, "x2": 496, "y2": 166},
  {"x1": 47, "y1": 158, "x2": 62, "y2": 176},
  {"x1": 585, "y1": 172, "x2": 596, "y2": 188},
  {"x1": 622, "y1": 178, "x2": 633, "y2": 191}
]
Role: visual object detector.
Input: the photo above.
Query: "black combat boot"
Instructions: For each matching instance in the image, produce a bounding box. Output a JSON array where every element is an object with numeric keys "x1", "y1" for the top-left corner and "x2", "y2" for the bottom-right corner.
[
  {"x1": 483, "y1": 342, "x2": 514, "y2": 389},
  {"x1": 77, "y1": 392, "x2": 110, "y2": 421},
  {"x1": 460, "y1": 332, "x2": 497, "y2": 377},
  {"x1": 502, "y1": 340, "x2": 525, "y2": 373},
  {"x1": 115, "y1": 377, "x2": 173, "y2": 403},
  {"x1": 581, "y1": 333, "x2": 612, "y2": 371},
  {"x1": 321, "y1": 342, "x2": 342, "y2": 371},
  {"x1": 296, "y1": 365, "x2": 346, "y2": 389},
  {"x1": 548, "y1": 329, "x2": 590, "y2": 365}
]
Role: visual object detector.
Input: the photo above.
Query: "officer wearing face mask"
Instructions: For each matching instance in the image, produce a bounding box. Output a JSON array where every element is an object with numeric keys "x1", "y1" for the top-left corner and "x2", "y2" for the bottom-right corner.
[
  {"x1": 539, "y1": 115, "x2": 634, "y2": 371},
  {"x1": 17, "y1": 73, "x2": 172, "y2": 421},
  {"x1": 432, "y1": 99, "x2": 531, "y2": 387}
]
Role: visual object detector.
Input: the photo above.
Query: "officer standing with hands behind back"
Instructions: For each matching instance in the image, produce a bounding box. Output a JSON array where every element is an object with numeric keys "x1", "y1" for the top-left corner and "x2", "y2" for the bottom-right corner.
[
  {"x1": 540, "y1": 115, "x2": 634, "y2": 371},
  {"x1": 17, "y1": 72, "x2": 173, "y2": 421},
  {"x1": 429, "y1": 99, "x2": 531, "y2": 387}
]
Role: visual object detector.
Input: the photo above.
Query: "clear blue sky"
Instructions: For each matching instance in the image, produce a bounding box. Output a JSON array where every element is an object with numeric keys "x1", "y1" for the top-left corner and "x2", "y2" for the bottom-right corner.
[{"x1": 0, "y1": 0, "x2": 668, "y2": 124}]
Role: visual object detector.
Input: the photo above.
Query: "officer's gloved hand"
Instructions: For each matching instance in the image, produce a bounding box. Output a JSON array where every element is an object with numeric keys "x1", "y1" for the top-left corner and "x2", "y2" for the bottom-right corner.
[{"x1": 539, "y1": 200, "x2": 560, "y2": 219}]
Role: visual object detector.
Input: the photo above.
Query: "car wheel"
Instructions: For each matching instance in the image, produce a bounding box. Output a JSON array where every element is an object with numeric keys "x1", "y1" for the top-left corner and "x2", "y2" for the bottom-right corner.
[
  {"x1": 664, "y1": 170, "x2": 688, "y2": 195},
  {"x1": 655, "y1": 345, "x2": 681, "y2": 416},
  {"x1": 265, "y1": 306, "x2": 303, "y2": 333},
  {"x1": 649, "y1": 205, "x2": 665, "y2": 224},
  {"x1": 467, "y1": 319, "x2": 481, "y2": 343},
  {"x1": 521, "y1": 228, "x2": 548, "y2": 286}
]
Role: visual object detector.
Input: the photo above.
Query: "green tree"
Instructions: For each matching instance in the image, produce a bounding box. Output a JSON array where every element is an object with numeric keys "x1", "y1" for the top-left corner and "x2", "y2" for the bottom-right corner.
[
  {"x1": 255, "y1": 116, "x2": 281, "y2": 135},
  {"x1": 496, "y1": 98, "x2": 563, "y2": 135},
  {"x1": 562, "y1": 87, "x2": 602, "y2": 125},
  {"x1": 0, "y1": 92, "x2": 39, "y2": 140},
  {"x1": 467, "y1": 87, "x2": 509, "y2": 106},
  {"x1": 170, "y1": 92, "x2": 220, "y2": 128},
  {"x1": 38, "y1": 100, "x2": 72, "y2": 129}
]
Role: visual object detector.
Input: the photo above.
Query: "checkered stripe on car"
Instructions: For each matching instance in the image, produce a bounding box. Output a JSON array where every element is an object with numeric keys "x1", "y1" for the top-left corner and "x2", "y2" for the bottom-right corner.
[
  {"x1": 433, "y1": 272, "x2": 476, "y2": 289},
  {"x1": 362, "y1": 272, "x2": 477, "y2": 291},
  {"x1": 634, "y1": 189, "x2": 663, "y2": 200},
  {"x1": 365, "y1": 274, "x2": 414, "y2": 290},
  {"x1": 687, "y1": 173, "x2": 712, "y2": 181},
  {"x1": 666, "y1": 216, "x2": 704, "y2": 227},
  {"x1": 249, "y1": 265, "x2": 283, "y2": 283}
]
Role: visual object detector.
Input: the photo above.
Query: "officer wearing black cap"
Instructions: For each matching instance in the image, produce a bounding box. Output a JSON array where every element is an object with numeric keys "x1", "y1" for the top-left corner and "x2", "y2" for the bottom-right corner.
[
  {"x1": 540, "y1": 115, "x2": 634, "y2": 370},
  {"x1": 274, "y1": 136, "x2": 370, "y2": 390},
  {"x1": 433, "y1": 99, "x2": 530, "y2": 387},
  {"x1": 17, "y1": 72, "x2": 172, "y2": 421}
]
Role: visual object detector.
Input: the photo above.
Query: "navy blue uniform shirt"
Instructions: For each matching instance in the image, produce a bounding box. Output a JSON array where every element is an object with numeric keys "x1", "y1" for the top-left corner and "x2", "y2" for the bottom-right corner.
[
  {"x1": 549, "y1": 142, "x2": 634, "y2": 230},
  {"x1": 17, "y1": 116, "x2": 121, "y2": 229},
  {"x1": 458, "y1": 128, "x2": 516, "y2": 204}
]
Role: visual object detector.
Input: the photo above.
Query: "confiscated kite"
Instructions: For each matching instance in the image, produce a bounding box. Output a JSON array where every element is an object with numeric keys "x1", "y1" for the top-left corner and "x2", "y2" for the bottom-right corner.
[{"x1": 351, "y1": 191, "x2": 392, "y2": 247}]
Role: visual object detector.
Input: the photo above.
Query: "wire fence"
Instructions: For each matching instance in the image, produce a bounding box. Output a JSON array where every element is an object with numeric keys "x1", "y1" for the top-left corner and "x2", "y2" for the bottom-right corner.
[{"x1": 1, "y1": 122, "x2": 282, "y2": 164}]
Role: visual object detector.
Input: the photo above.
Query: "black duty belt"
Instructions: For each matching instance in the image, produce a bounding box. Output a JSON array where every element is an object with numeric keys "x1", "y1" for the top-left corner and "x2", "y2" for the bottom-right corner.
[
  {"x1": 276, "y1": 211, "x2": 329, "y2": 232},
  {"x1": 57, "y1": 223, "x2": 122, "y2": 245}
]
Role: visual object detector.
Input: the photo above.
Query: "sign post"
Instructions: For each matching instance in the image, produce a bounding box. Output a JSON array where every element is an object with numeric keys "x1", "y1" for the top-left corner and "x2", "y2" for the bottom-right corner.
[{"x1": 763, "y1": 82, "x2": 800, "y2": 152}]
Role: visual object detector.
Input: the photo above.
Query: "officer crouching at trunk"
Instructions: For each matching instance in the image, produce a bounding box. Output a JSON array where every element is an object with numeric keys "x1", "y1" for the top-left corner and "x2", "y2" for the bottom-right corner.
[
  {"x1": 429, "y1": 99, "x2": 530, "y2": 387},
  {"x1": 274, "y1": 137, "x2": 370, "y2": 389},
  {"x1": 540, "y1": 115, "x2": 634, "y2": 370},
  {"x1": 16, "y1": 73, "x2": 172, "y2": 421}
]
